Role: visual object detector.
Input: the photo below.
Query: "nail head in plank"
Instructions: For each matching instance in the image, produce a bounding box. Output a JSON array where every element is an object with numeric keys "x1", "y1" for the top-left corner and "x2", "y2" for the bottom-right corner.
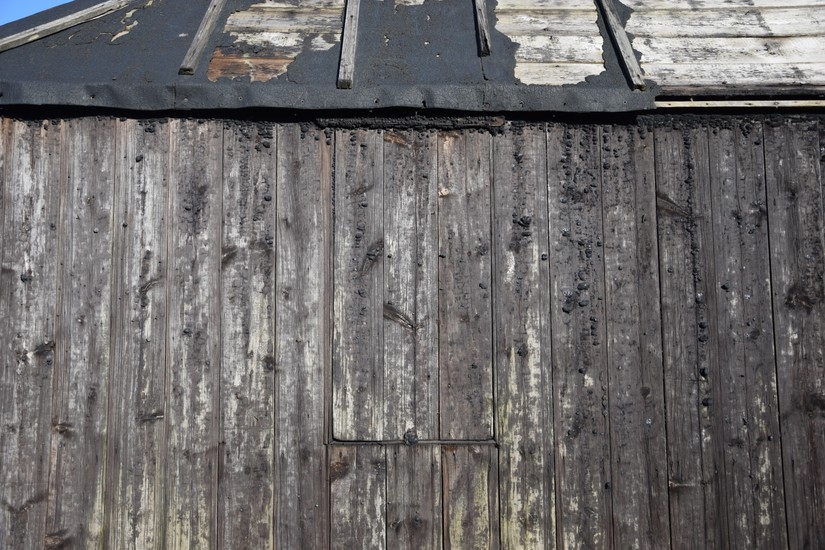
[
  {"x1": 473, "y1": 0, "x2": 492, "y2": 56},
  {"x1": 0, "y1": 0, "x2": 132, "y2": 54},
  {"x1": 596, "y1": 0, "x2": 647, "y2": 90},
  {"x1": 337, "y1": 0, "x2": 360, "y2": 89},
  {"x1": 179, "y1": 0, "x2": 229, "y2": 76}
]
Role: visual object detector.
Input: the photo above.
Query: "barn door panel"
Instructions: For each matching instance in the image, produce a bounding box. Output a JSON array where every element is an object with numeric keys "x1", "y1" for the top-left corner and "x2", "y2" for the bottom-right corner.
[{"x1": 332, "y1": 129, "x2": 494, "y2": 442}]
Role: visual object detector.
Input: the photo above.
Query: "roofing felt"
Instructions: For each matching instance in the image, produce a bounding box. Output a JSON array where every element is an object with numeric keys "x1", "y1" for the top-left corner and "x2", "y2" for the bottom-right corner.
[{"x1": 0, "y1": 0, "x2": 822, "y2": 113}]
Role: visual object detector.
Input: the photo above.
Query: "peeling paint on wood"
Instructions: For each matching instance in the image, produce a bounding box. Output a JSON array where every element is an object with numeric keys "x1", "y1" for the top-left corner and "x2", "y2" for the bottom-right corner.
[
  {"x1": 210, "y1": 2, "x2": 345, "y2": 82},
  {"x1": 627, "y1": 2, "x2": 825, "y2": 90},
  {"x1": 493, "y1": 1, "x2": 604, "y2": 85}
]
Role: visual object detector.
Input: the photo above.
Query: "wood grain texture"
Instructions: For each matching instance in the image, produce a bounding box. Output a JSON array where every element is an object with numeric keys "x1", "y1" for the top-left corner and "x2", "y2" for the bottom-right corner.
[
  {"x1": 47, "y1": 117, "x2": 116, "y2": 548},
  {"x1": 275, "y1": 124, "x2": 330, "y2": 549},
  {"x1": 330, "y1": 445, "x2": 387, "y2": 549},
  {"x1": 437, "y1": 131, "x2": 494, "y2": 441},
  {"x1": 596, "y1": 0, "x2": 646, "y2": 89},
  {"x1": 180, "y1": 0, "x2": 230, "y2": 75},
  {"x1": 337, "y1": 0, "x2": 360, "y2": 88},
  {"x1": 491, "y1": 125, "x2": 556, "y2": 548},
  {"x1": 383, "y1": 130, "x2": 439, "y2": 440},
  {"x1": 105, "y1": 119, "x2": 170, "y2": 549},
  {"x1": 473, "y1": 0, "x2": 492, "y2": 56},
  {"x1": 333, "y1": 129, "x2": 385, "y2": 441},
  {"x1": 442, "y1": 445, "x2": 499, "y2": 549},
  {"x1": 706, "y1": 120, "x2": 787, "y2": 548},
  {"x1": 764, "y1": 116, "x2": 825, "y2": 550},
  {"x1": 546, "y1": 123, "x2": 611, "y2": 549},
  {"x1": 0, "y1": 119, "x2": 61, "y2": 549},
  {"x1": 386, "y1": 445, "x2": 442, "y2": 549},
  {"x1": 218, "y1": 122, "x2": 277, "y2": 549},
  {"x1": 600, "y1": 123, "x2": 669, "y2": 549},
  {"x1": 628, "y1": 7, "x2": 825, "y2": 38},
  {"x1": 654, "y1": 123, "x2": 723, "y2": 549},
  {"x1": 0, "y1": 0, "x2": 131, "y2": 53},
  {"x1": 163, "y1": 119, "x2": 223, "y2": 550}
]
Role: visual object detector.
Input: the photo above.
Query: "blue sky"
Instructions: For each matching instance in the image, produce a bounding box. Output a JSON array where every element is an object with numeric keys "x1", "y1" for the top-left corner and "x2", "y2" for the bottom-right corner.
[{"x1": 0, "y1": 0, "x2": 71, "y2": 27}]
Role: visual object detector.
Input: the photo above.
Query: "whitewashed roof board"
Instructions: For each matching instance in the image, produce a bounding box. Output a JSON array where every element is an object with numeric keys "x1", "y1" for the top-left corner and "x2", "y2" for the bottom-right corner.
[
  {"x1": 624, "y1": 0, "x2": 825, "y2": 92},
  {"x1": 0, "y1": 0, "x2": 823, "y2": 112}
]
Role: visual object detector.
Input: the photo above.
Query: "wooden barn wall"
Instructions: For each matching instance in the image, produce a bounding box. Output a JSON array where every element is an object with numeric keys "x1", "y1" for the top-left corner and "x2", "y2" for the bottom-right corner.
[{"x1": 0, "y1": 114, "x2": 823, "y2": 549}]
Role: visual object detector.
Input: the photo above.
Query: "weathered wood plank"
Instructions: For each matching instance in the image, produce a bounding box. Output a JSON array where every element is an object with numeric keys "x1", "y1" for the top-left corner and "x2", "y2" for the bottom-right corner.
[
  {"x1": 654, "y1": 123, "x2": 723, "y2": 549},
  {"x1": 624, "y1": 0, "x2": 825, "y2": 8},
  {"x1": 514, "y1": 63, "x2": 605, "y2": 86},
  {"x1": 0, "y1": 119, "x2": 61, "y2": 549},
  {"x1": 333, "y1": 129, "x2": 384, "y2": 441},
  {"x1": 218, "y1": 122, "x2": 277, "y2": 549},
  {"x1": 442, "y1": 445, "x2": 499, "y2": 549},
  {"x1": 546, "y1": 123, "x2": 611, "y2": 549},
  {"x1": 637, "y1": 63, "x2": 825, "y2": 89},
  {"x1": 494, "y1": 11, "x2": 599, "y2": 37},
  {"x1": 275, "y1": 124, "x2": 330, "y2": 548},
  {"x1": 764, "y1": 117, "x2": 825, "y2": 550},
  {"x1": 627, "y1": 7, "x2": 825, "y2": 37},
  {"x1": 386, "y1": 445, "x2": 442, "y2": 549},
  {"x1": 492, "y1": 125, "x2": 556, "y2": 548},
  {"x1": 437, "y1": 131, "x2": 494, "y2": 441},
  {"x1": 510, "y1": 35, "x2": 603, "y2": 64},
  {"x1": 337, "y1": 0, "x2": 360, "y2": 88},
  {"x1": 180, "y1": 0, "x2": 230, "y2": 75},
  {"x1": 0, "y1": 0, "x2": 131, "y2": 53},
  {"x1": 596, "y1": 0, "x2": 646, "y2": 89},
  {"x1": 104, "y1": 119, "x2": 170, "y2": 549},
  {"x1": 163, "y1": 119, "x2": 223, "y2": 549},
  {"x1": 47, "y1": 117, "x2": 116, "y2": 548},
  {"x1": 383, "y1": 130, "x2": 439, "y2": 441},
  {"x1": 633, "y1": 37, "x2": 825, "y2": 65},
  {"x1": 226, "y1": 9, "x2": 345, "y2": 33},
  {"x1": 496, "y1": 0, "x2": 610, "y2": 8},
  {"x1": 473, "y1": 0, "x2": 492, "y2": 56},
  {"x1": 601, "y1": 123, "x2": 669, "y2": 549},
  {"x1": 706, "y1": 120, "x2": 787, "y2": 548},
  {"x1": 330, "y1": 445, "x2": 387, "y2": 549}
]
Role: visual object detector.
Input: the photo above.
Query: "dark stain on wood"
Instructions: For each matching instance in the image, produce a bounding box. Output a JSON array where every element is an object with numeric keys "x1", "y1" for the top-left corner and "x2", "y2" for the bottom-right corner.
[{"x1": 0, "y1": 115, "x2": 823, "y2": 549}]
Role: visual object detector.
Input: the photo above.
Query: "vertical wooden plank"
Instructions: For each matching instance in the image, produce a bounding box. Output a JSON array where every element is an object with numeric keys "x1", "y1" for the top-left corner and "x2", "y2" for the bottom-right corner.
[
  {"x1": 654, "y1": 122, "x2": 723, "y2": 549},
  {"x1": 275, "y1": 124, "x2": 330, "y2": 549},
  {"x1": 437, "y1": 131, "x2": 494, "y2": 440},
  {"x1": 386, "y1": 445, "x2": 442, "y2": 549},
  {"x1": 218, "y1": 121, "x2": 277, "y2": 548},
  {"x1": 383, "y1": 129, "x2": 439, "y2": 441},
  {"x1": 330, "y1": 445, "x2": 387, "y2": 549},
  {"x1": 764, "y1": 116, "x2": 825, "y2": 550},
  {"x1": 706, "y1": 119, "x2": 787, "y2": 549},
  {"x1": 47, "y1": 117, "x2": 116, "y2": 548},
  {"x1": 333, "y1": 129, "x2": 384, "y2": 440},
  {"x1": 492, "y1": 125, "x2": 556, "y2": 548},
  {"x1": 546, "y1": 123, "x2": 612, "y2": 549},
  {"x1": 601, "y1": 123, "x2": 670, "y2": 549},
  {"x1": 163, "y1": 118, "x2": 223, "y2": 550},
  {"x1": 442, "y1": 445, "x2": 499, "y2": 549},
  {"x1": 0, "y1": 119, "x2": 61, "y2": 549},
  {"x1": 105, "y1": 119, "x2": 170, "y2": 549}
]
